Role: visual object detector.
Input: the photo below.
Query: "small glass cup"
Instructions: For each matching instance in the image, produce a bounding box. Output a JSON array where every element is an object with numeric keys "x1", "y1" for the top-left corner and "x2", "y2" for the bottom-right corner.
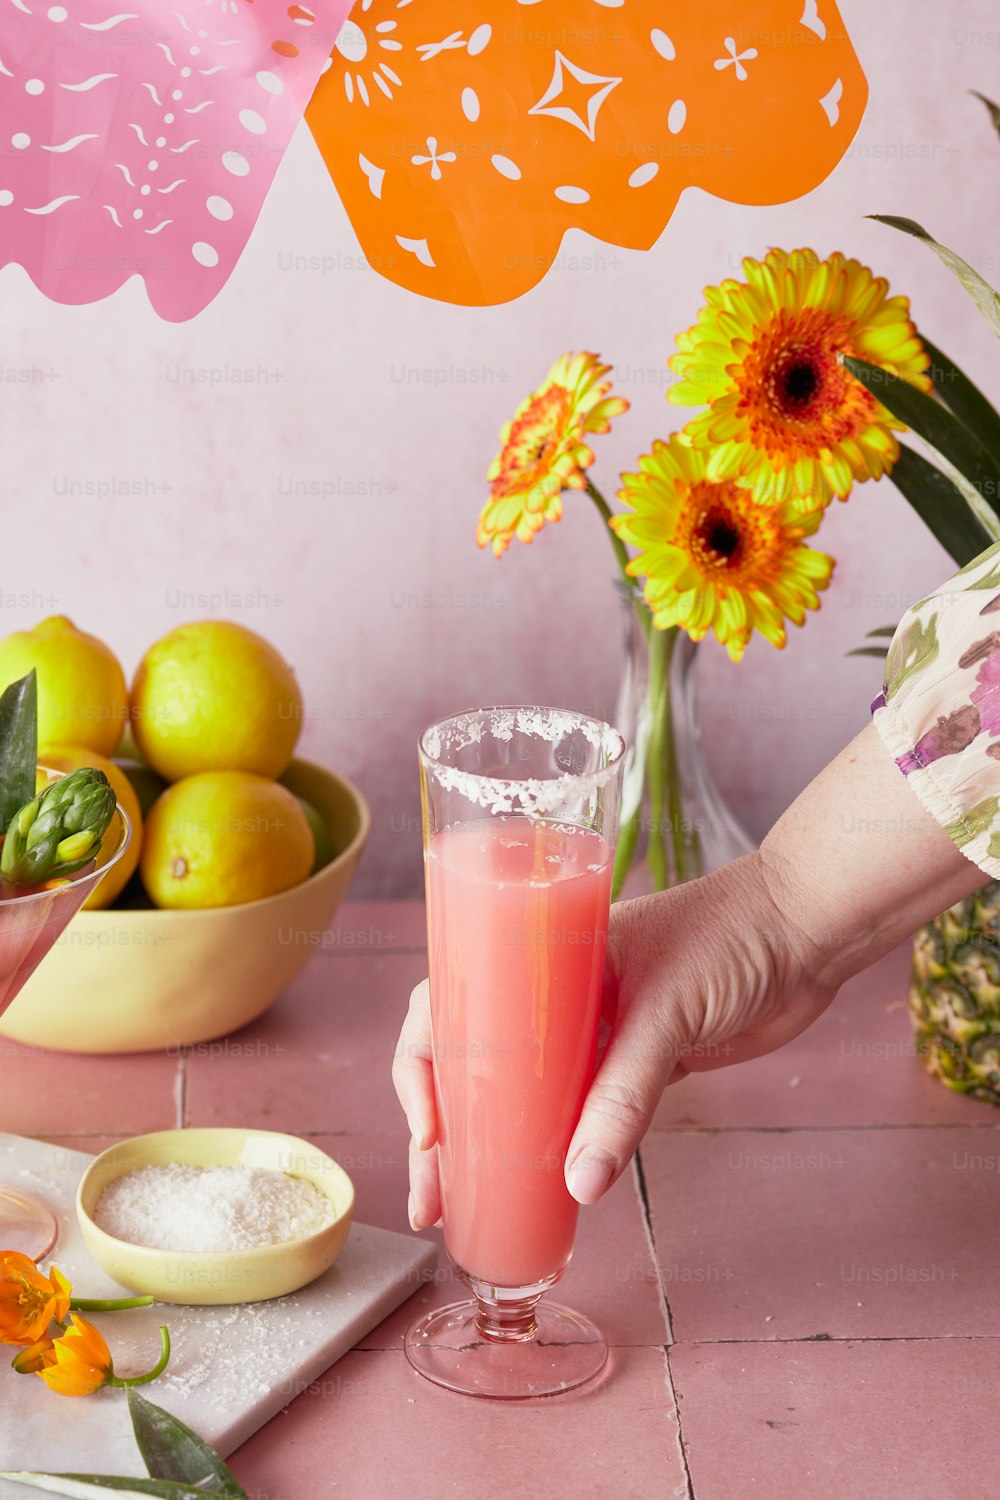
[{"x1": 405, "y1": 706, "x2": 625, "y2": 1399}]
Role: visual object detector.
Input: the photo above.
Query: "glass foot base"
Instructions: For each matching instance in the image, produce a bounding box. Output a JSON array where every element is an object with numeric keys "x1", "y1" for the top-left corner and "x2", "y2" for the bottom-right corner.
[
  {"x1": 405, "y1": 1299, "x2": 607, "y2": 1399},
  {"x1": 0, "y1": 1184, "x2": 59, "y2": 1260}
]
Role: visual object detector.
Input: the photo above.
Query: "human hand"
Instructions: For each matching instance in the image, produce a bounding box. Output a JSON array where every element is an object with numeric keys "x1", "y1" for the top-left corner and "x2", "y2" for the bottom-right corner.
[
  {"x1": 392, "y1": 850, "x2": 834, "y2": 1227},
  {"x1": 393, "y1": 721, "x2": 987, "y2": 1226}
]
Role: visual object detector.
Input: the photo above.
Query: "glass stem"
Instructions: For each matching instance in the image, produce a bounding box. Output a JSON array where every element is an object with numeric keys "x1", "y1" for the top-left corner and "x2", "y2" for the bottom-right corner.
[{"x1": 473, "y1": 1291, "x2": 542, "y2": 1343}]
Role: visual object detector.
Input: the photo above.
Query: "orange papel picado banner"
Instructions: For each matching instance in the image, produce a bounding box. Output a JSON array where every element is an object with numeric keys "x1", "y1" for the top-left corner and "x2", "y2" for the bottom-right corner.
[{"x1": 308, "y1": 0, "x2": 868, "y2": 305}]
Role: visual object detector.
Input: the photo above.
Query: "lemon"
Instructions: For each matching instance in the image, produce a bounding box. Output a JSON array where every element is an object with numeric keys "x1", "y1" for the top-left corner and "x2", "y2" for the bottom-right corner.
[
  {"x1": 130, "y1": 621, "x2": 302, "y2": 783},
  {"x1": 0, "y1": 617, "x2": 128, "y2": 757},
  {"x1": 141, "y1": 771, "x2": 315, "y2": 909},
  {"x1": 38, "y1": 745, "x2": 143, "y2": 909}
]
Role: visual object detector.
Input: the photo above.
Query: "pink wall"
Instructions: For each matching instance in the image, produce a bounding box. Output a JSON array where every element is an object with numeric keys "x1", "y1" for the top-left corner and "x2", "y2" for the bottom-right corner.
[{"x1": 2, "y1": 0, "x2": 998, "y2": 895}]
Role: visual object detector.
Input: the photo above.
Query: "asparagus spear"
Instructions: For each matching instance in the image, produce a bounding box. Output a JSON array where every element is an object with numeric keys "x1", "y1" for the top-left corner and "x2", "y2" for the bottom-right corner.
[{"x1": 1, "y1": 767, "x2": 117, "y2": 886}]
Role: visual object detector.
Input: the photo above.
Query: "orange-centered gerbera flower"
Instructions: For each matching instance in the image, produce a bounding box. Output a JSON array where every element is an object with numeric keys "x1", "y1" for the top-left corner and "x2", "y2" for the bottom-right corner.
[
  {"x1": 478, "y1": 352, "x2": 629, "y2": 556},
  {"x1": 0, "y1": 1251, "x2": 71, "y2": 1346},
  {"x1": 669, "y1": 248, "x2": 930, "y2": 507},
  {"x1": 611, "y1": 437, "x2": 834, "y2": 662}
]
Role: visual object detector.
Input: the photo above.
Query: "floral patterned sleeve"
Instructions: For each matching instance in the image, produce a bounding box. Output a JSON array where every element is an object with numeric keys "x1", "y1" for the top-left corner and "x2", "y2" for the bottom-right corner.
[{"x1": 871, "y1": 540, "x2": 1000, "y2": 877}]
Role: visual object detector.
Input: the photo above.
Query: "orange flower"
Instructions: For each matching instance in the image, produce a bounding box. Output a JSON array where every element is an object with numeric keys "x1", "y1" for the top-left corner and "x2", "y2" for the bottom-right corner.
[
  {"x1": 0, "y1": 1251, "x2": 71, "y2": 1346},
  {"x1": 11, "y1": 1314, "x2": 171, "y2": 1397},
  {"x1": 12, "y1": 1315, "x2": 111, "y2": 1397},
  {"x1": 478, "y1": 353, "x2": 628, "y2": 556}
]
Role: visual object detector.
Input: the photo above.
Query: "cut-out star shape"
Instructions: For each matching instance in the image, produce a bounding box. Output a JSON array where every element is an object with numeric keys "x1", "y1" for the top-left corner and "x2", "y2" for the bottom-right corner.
[{"x1": 528, "y1": 51, "x2": 622, "y2": 141}]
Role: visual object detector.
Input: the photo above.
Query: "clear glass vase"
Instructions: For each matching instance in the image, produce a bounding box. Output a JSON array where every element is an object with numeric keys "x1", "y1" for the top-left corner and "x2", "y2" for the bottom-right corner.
[{"x1": 613, "y1": 587, "x2": 755, "y2": 900}]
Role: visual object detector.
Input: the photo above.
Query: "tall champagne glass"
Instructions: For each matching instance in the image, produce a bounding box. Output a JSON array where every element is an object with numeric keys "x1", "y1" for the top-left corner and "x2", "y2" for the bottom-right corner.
[
  {"x1": 405, "y1": 706, "x2": 625, "y2": 1398},
  {"x1": 0, "y1": 783, "x2": 131, "y2": 1259}
]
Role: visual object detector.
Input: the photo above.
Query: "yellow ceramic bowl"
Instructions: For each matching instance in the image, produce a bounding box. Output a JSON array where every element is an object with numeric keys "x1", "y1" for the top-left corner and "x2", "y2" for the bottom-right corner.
[
  {"x1": 0, "y1": 759, "x2": 369, "y2": 1054},
  {"x1": 77, "y1": 1129, "x2": 355, "y2": 1305}
]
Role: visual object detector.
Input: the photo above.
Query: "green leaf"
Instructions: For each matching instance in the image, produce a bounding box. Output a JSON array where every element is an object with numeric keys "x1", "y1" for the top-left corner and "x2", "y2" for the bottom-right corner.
[
  {"x1": 0, "y1": 671, "x2": 38, "y2": 836},
  {"x1": 865, "y1": 627, "x2": 898, "y2": 639},
  {"x1": 847, "y1": 646, "x2": 890, "y2": 660},
  {"x1": 844, "y1": 357, "x2": 1000, "y2": 530},
  {"x1": 0, "y1": 1476, "x2": 226, "y2": 1499},
  {"x1": 886, "y1": 442, "x2": 995, "y2": 567},
  {"x1": 127, "y1": 1393, "x2": 247, "y2": 1499},
  {"x1": 971, "y1": 90, "x2": 1000, "y2": 144},
  {"x1": 921, "y1": 336, "x2": 1000, "y2": 461},
  {"x1": 867, "y1": 215, "x2": 1000, "y2": 339}
]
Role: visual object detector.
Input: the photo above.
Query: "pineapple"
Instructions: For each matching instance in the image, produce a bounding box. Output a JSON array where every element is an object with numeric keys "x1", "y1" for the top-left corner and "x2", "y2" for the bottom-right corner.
[{"x1": 910, "y1": 881, "x2": 1000, "y2": 1103}]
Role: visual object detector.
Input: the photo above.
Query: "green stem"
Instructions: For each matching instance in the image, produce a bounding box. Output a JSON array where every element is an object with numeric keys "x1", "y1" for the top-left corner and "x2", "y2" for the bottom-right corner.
[
  {"x1": 586, "y1": 478, "x2": 651, "y2": 644},
  {"x1": 584, "y1": 478, "x2": 634, "y2": 588},
  {"x1": 108, "y1": 1325, "x2": 171, "y2": 1388},
  {"x1": 587, "y1": 474, "x2": 671, "y2": 888},
  {"x1": 611, "y1": 801, "x2": 641, "y2": 901},
  {"x1": 646, "y1": 627, "x2": 674, "y2": 890},
  {"x1": 662, "y1": 645, "x2": 688, "y2": 885},
  {"x1": 70, "y1": 1296, "x2": 155, "y2": 1313}
]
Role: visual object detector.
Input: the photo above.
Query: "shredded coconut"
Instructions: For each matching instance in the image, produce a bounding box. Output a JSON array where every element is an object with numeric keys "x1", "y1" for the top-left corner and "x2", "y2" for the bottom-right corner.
[{"x1": 94, "y1": 1164, "x2": 335, "y2": 1252}]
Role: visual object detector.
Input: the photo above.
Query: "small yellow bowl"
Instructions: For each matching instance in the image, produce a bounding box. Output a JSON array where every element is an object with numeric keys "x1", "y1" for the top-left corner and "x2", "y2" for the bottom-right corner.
[{"x1": 77, "y1": 1129, "x2": 355, "y2": 1306}]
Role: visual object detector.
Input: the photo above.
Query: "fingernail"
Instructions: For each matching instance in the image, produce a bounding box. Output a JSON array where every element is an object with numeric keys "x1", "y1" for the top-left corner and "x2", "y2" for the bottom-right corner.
[
  {"x1": 407, "y1": 1192, "x2": 419, "y2": 1231},
  {"x1": 433, "y1": 1217, "x2": 443, "y2": 1229},
  {"x1": 566, "y1": 1152, "x2": 615, "y2": 1206}
]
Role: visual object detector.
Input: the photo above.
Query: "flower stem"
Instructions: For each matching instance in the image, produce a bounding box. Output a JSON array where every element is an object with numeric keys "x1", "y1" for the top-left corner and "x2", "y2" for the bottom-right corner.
[
  {"x1": 70, "y1": 1296, "x2": 155, "y2": 1313},
  {"x1": 585, "y1": 480, "x2": 650, "y2": 638},
  {"x1": 611, "y1": 801, "x2": 641, "y2": 901},
  {"x1": 108, "y1": 1325, "x2": 171, "y2": 1388},
  {"x1": 586, "y1": 473, "x2": 657, "y2": 895},
  {"x1": 646, "y1": 627, "x2": 675, "y2": 889},
  {"x1": 661, "y1": 637, "x2": 689, "y2": 884}
]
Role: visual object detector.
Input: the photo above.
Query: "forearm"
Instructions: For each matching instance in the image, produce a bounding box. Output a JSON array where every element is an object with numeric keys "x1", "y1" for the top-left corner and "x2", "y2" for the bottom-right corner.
[{"x1": 758, "y1": 720, "x2": 986, "y2": 990}]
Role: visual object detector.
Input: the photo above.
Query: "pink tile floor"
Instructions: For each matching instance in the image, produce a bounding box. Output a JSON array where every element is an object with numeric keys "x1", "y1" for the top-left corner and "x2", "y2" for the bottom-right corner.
[{"x1": 24, "y1": 903, "x2": 1000, "y2": 1500}]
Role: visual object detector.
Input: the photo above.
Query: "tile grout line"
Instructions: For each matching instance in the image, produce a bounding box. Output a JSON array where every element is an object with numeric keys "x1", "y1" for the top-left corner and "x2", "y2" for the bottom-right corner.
[
  {"x1": 647, "y1": 1121, "x2": 1000, "y2": 1135},
  {"x1": 632, "y1": 1149, "x2": 672, "y2": 1341},
  {"x1": 633, "y1": 1148, "x2": 696, "y2": 1500},
  {"x1": 682, "y1": 1331, "x2": 1000, "y2": 1347},
  {"x1": 315, "y1": 947, "x2": 427, "y2": 960}
]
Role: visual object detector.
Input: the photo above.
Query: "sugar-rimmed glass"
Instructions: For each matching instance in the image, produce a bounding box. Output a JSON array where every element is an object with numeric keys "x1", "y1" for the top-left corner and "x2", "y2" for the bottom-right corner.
[{"x1": 405, "y1": 706, "x2": 624, "y2": 1399}]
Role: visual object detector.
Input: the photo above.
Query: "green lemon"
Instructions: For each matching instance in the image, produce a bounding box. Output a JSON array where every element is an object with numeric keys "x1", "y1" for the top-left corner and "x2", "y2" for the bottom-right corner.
[{"x1": 297, "y1": 797, "x2": 336, "y2": 873}]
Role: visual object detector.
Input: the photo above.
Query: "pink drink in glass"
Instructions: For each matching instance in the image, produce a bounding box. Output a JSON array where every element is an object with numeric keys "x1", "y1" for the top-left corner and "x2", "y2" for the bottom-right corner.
[
  {"x1": 426, "y1": 815, "x2": 612, "y2": 1288},
  {"x1": 407, "y1": 705, "x2": 623, "y2": 1398}
]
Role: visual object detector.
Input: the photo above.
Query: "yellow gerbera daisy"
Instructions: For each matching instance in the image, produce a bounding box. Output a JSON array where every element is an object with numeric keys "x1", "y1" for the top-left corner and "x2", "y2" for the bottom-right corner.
[
  {"x1": 611, "y1": 437, "x2": 834, "y2": 662},
  {"x1": 477, "y1": 352, "x2": 628, "y2": 556},
  {"x1": 669, "y1": 248, "x2": 930, "y2": 507}
]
